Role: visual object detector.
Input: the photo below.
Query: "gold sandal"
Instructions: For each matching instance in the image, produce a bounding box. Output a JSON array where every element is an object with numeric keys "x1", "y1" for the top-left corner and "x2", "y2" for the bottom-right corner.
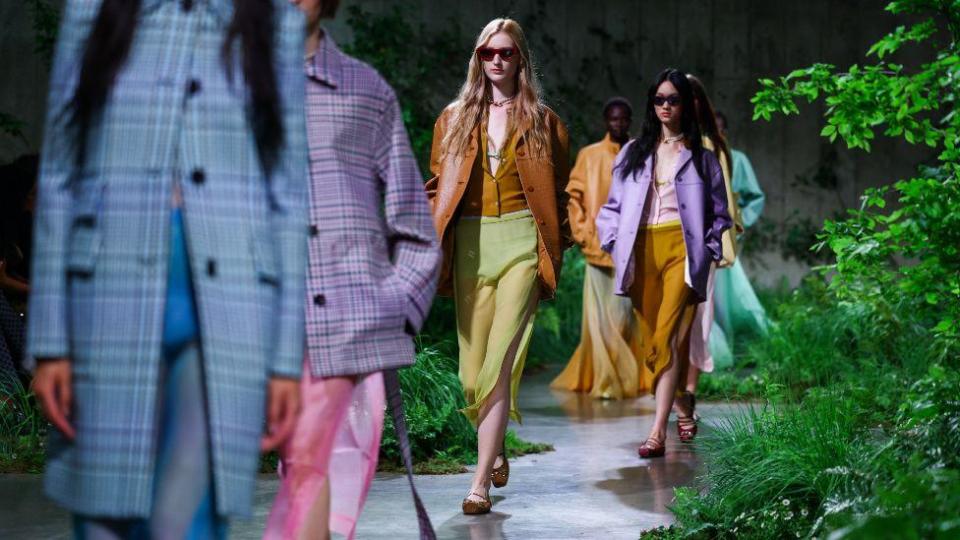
[{"x1": 462, "y1": 490, "x2": 492, "y2": 515}]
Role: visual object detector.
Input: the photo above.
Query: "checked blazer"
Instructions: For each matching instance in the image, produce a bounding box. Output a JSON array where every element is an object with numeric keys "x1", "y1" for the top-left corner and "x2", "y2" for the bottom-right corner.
[
  {"x1": 27, "y1": 0, "x2": 309, "y2": 518},
  {"x1": 303, "y1": 34, "x2": 440, "y2": 378}
]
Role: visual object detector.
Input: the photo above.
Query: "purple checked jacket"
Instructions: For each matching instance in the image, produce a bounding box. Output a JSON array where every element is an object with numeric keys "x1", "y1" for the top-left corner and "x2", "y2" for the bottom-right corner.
[
  {"x1": 596, "y1": 142, "x2": 732, "y2": 302},
  {"x1": 303, "y1": 35, "x2": 440, "y2": 377}
]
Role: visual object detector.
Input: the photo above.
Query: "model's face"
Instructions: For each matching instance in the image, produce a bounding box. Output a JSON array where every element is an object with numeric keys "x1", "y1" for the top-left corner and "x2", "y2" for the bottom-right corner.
[
  {"x1": 654, "y1": 80, "x2": 683, "y2": 129},
  {"x1": 604, "y1": 105, "x2": 632, "y2": 141},
  {"x1": 478, "y1": 32, "x2": 520, "y2": 85},
  {"x1": 289, "y1": 0, "x2": 323, "y2": 26}
]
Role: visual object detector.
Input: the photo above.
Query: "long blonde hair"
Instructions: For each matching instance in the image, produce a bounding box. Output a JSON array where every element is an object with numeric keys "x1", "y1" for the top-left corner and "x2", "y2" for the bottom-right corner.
[{"x1": 441, "y1": 18, "x2": 549, "y2": 157}]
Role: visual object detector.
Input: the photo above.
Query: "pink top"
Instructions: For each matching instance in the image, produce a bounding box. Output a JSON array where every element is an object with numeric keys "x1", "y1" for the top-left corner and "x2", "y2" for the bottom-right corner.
[{"x1": 642, "y1": 178, "x2": 681, "y2": 226}]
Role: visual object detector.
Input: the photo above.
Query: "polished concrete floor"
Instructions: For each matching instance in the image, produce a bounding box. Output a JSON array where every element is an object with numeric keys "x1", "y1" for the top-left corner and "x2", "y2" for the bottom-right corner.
[{"x1": 0, "y1": 371, "x2": 736, "y2": 539}]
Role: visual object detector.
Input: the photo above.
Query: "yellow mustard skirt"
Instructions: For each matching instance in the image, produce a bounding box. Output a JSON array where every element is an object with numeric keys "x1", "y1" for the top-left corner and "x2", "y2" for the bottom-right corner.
[
  {"x1": 551, "y1": 264, "x2": 653, "y2": 399},
  {"x1": 627, "y1": 223, "x2": 697, "y2": 393},
  {"x1": 453, "y1": 210, "x2": 540, "y2": 425}
]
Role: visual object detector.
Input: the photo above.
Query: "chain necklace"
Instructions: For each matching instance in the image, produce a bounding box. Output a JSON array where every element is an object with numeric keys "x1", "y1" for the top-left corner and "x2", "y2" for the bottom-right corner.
[
  {"x1": 662, "y1": 133, "x2": 684, "y2": 144},
  {"x1": 487, "y1": 95, "x2": 516, "y2": 107}
]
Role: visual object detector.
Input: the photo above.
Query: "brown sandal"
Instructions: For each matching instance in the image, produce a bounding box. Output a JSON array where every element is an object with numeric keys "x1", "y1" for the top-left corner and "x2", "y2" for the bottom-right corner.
[
  {"x1": 638, "y1": 436, "x2": 666, "y2": 458},
  {"x1": 462, "y1": 490, "x2": 492, "y2": 515},
  {"x1": 676, "y1": 391, "x2": 698, "y2": 442},
  {"x1": 491, "y1": 451, "x2": 509, "y2": 488}
]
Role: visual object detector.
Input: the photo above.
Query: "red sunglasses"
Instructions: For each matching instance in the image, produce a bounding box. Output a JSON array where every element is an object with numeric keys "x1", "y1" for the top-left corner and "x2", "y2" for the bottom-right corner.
[{"x1": 476, "y1": 47, "x2": 517, "y2": 62}]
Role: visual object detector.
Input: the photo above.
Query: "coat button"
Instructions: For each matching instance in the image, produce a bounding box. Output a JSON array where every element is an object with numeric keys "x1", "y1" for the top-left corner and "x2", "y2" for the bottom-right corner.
[
  {"x1": 313, "y1": 294, "x2": 326, "y2": 306},
  {"x1": 188, "y1": 79, "x2": 201, "y2": 96},
  {"x1": 192, "y1": 169, "x2": 205, "y2": 184},
  {"x1": 685, "y1": 231, "x2": 692, "y2": 238},
  {"x1": 309, "y1": 225, "x2": 319, "y2": 237},
  {"x1": 206, "y1": 259, "x2": 216, "y2": 277},
  {"x1": 518, "y1": 150, "x2": 526, "y2": 157},
  {"x1": 526, "y1": 186, "x2": 535, "y2": 192},
  {"x1": 680, "y1": 203, "x2": 687, "y2": 210},
  {"x1": 538, "y1": 218, "x2": 546, "y2": 225},
  {"x1": 677, "y1": 178, "x2": 683, "y2": 182},
  {"x1": 181, "y1": 0, "x2": 193, "y2": 12}
]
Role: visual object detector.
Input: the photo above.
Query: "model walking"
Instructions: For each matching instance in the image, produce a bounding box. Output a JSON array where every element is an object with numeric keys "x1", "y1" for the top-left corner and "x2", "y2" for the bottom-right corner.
[
  {"x1": 29, "y1": 0, "x2": 307, "y2": 537},
  {"x1": 596, "y1": 68, "x2": 732, "y2": 458},
  {"x1": 551, "y1": 97, "x2": 653, "y2": 399},
  {"x1": 425, "y1": 18, "x2": 571, "y2": 514},
  {"x1": 264, "y1": 1, "x2": 439, "y2": 539}
]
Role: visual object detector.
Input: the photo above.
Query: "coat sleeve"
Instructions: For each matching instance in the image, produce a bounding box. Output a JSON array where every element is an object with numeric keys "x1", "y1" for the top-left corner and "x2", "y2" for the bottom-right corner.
[
  {"x1": 375, "y1": 84, "x2": 441, "y2": 334},
  {"x1": 704, "y1": 151, "x2": 733, "y2": 262},
  {"x1": 423, "y1": 110, "x2": 448, "y2": 212},
  {"x1": 565, "y1": 148, "x2": 589, "y2": 247},
  {"x1": 595, "y1": 142, "x2": 631, "y2": 253},
  {"x1": 732, "y1": 150, "x2": 765, "y2": 228},
  {"x1": 27, "y1": 0, "x2": 103, "y2": 361},
  {"x1": 263, "y1": 5, "x2": 310, "y2": 378},
  {"x1": 551, "y1": 115, "x2": 573, "y2": 250}
]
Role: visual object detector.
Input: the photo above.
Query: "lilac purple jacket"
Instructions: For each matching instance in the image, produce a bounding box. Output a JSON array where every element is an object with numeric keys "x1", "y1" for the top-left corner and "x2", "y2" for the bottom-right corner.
[
  {"x1": 303, "y1": 35, "x2": 440, "y2": 378},
  {"x1": 596, "y1": 141, "x2": 732, "y2": 302}
]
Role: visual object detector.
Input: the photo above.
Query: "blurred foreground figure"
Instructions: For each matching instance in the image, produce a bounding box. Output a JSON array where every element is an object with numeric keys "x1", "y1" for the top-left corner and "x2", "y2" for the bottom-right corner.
[
  {"x1": 28, "y1": 1, "x2": 309, "y2": 537},
  {"x1": 552, "y1": 97, "x2": 654, "y2": 400},
  {"x1": 264, "y1": 1, "x2": 439, "y2": 539}
]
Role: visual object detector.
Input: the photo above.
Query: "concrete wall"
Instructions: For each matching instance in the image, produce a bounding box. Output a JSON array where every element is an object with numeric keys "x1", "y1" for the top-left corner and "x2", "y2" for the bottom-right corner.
[{"x1": 0, "y1": 0, "x2": 933, "y2": 286}]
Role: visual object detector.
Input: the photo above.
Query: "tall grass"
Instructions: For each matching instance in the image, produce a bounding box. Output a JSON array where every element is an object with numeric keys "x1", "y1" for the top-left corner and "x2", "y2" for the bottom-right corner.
[
  {"x1": 651, "y1": 275, "x2": 960, "y2": 539},
  {"x1": 0, "y1": 376, "x2": 46, "y2": 473},
  {"x1": 379, "y1": 342, "x2": 478, "y2": 472}
]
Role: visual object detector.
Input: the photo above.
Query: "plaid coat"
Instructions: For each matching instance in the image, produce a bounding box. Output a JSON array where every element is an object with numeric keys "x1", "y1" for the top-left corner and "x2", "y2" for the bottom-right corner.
[
  {"x1": 303, "y1": 35, "x2": 439, "y2": 377},
  {"x1": 27, "y1": 0, "x2": 308, "y2": 518}
]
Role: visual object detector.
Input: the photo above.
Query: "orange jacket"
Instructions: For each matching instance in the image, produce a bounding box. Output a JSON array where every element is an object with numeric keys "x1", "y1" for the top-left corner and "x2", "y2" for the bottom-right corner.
[
  {"x1": 566, "y1": 134, "x2": 622, "y2": 267},
  {"x1": 425, "y1": 106, "x2": 572, "y2": 299}
]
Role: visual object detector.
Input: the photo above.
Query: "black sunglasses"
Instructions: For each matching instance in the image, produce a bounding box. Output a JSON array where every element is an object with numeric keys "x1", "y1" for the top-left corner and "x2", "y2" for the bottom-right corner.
[{"x1": 653, "y1": 95, "x2": 681, "y2": 107}]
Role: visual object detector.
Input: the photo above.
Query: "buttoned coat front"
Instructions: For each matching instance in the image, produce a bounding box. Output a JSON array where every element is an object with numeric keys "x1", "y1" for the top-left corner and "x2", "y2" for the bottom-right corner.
[
  {"x1": 596, "y1": 142, "x2": 732, "y2": 302},
  {"x1": 302, "y1": 35, "x2": 440, "y2": 378},
  {"x1": 27, "y1": 0, "x2": 309, "y2": 518}
]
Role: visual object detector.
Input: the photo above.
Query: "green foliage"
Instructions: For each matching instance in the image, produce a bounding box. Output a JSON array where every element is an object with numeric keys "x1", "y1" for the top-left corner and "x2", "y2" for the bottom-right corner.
[
  {"x1": 752, "y1": 0, "x2": 960, "y2": 350},
  {"x1": 340, "y1": 5, "x2": 465, "y2": 175},
  {"x1": 0, "y1": 112, "x2": 27, "y2": 143},
  {"x1": 667, "y1": 4, "x2": 960, "y2": 535},
  {"x1": 2, "y1": 1, "x2": 60, "y2": 145},
  {"x1": 379, "y1": 343, "x2": 478, "y2": 470},
  {"x1": 27, "y1": 0, "x2": 59, "y2": 65},
  {"x1": 666, "y1": 287, "x2": 960, "y2": 538},
  {"x1": 0, "y1": 379, "x2": 47, "y2": 474}
]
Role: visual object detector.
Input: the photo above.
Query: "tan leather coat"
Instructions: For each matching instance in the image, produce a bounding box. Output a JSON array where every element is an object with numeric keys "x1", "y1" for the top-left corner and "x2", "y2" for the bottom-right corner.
[{"x1": 425, "y1": 106, "x2": 571, "y2": 299}]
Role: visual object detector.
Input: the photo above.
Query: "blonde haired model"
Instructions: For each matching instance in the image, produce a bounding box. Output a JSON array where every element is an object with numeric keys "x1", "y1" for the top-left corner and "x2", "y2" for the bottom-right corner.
[{"x1": 426, "y1": 18, "x2": 571, "y2": 514}]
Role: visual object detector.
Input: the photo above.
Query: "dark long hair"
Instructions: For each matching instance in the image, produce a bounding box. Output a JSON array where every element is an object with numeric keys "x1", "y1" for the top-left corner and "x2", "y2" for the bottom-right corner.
[
  {"x1": 617, "y1": 68, "x2": 705, "y2": 181},
  {"x1": 686, "y1": 74, "x2": 731, "y2": 170},
  {"x1": 70, "y1": 0, "x2": 282, "y2": 173}
]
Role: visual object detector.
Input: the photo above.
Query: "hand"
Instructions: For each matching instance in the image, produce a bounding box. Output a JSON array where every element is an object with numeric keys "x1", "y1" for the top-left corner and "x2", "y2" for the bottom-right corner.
[
  {"x1": 718, "y1": 256, "x2": 735, "y2": 269},
  {"x1": 260, "y1": 377, "x2": 301, "y2": 451},
  {"x1": 32, "y1": 359, "x2": 76, "y2": 440}
]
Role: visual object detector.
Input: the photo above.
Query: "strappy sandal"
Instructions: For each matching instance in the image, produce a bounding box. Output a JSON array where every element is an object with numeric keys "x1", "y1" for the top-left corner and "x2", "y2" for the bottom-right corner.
[
  {"x1": 491, "y1": 440, "x2": 509, "y2": 488},
  {"x1": 638, "y1": 435, "x2": 666, "y2": 458},
  {"x1": 462, "y1": 490, "x2": 492, "y2": 515},
  {"x1": 676, "y1": 391, "x2": 698, "y2": 443}
]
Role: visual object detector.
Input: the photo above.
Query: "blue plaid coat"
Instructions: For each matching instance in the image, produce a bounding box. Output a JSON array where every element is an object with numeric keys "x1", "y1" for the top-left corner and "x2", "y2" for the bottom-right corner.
[{"x1": 27, "y1": 0, "x2": 308, "y2": 518}]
